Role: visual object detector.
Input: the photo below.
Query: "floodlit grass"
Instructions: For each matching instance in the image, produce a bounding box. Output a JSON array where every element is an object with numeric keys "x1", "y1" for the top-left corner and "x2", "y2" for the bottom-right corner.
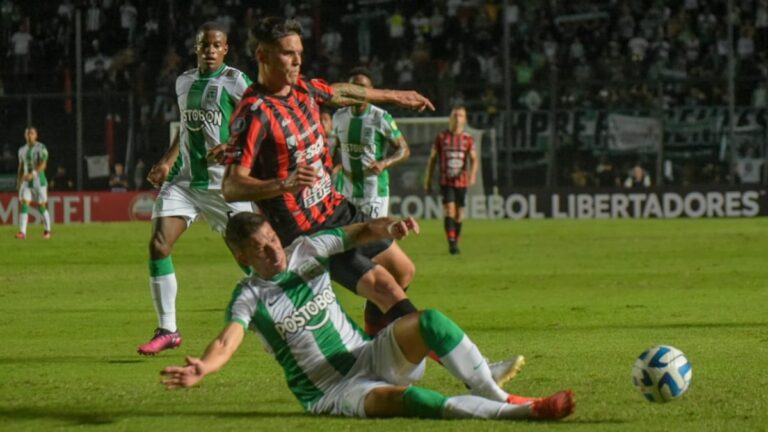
[{"x1": 1, "y1": 218, "x2": 767, "y2": 431}]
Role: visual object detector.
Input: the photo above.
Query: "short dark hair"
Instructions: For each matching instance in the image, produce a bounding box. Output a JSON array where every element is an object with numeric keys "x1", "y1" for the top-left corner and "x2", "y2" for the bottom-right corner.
[
  {"x1": 225, "y1": 212, "x2": 268, "y2": 251},
  {"x1": 348, "y1": 66, "x2": 373, "y2": 82},
  {"x1": 198, "y1": 21, "x2": 229, "y2": 36},
  {"x1": 251, "y1": 17, "x2": 302, "y2": 46}
]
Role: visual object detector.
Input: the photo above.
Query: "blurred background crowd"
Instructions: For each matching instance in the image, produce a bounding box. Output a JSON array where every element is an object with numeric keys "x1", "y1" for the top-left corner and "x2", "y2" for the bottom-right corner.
[{"x1": 1, "y1": 0, "x2": 766, "y2": 191}]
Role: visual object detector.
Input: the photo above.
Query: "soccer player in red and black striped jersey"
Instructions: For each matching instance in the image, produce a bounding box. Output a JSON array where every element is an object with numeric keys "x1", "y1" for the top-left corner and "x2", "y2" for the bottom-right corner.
[
  {"x1": 424, "y1": 106, "x2": 478, "y2": 255},
  {"x1": 222, "y1": 17, "x2": 434, "y2": 336}
]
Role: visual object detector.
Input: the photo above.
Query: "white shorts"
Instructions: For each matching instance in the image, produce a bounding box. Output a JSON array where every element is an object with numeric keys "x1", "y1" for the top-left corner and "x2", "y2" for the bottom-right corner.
[
  {"x1": 309, "y1": 322, "x2": 426, "y2": 417},
  {"x1": 349, "y1": 196, "x2": 389, "y2": 218},
  {"x1": 19, "y1": 183, "x2": 47, "y2": 204},
  {"x1": 151, "y1": 182, "x2": 256, "y2": 234}
]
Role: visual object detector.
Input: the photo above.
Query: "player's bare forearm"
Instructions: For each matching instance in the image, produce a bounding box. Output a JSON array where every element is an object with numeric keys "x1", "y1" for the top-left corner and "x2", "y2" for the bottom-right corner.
[
  {"x1": 383, "y1": 138, "x2": 410, "y2": 170},
  {"x1": 157, "y1": 135, "x2": 181, "y2": 166},
  {"x1": 469, "y1": 151, "x2": 479, "y2": 185},
  {"x1": 198, "y1": 323, "x2": 245, "y2": 372},
  {"x1": 161, "y1": 323, "x2": 244, "y2": 389},
  {"x1": 329, "y1": 84, "x2": 435, "y2": 112},
  {"x1": 329, "y1": 83, "x2": 368, "y2": 107},
  {"x1": 424, "y1": 155, "x2": 437, "y2": 191},
  {"x1": 344, "y1": 217, "x2": 420, "y2": 249},
  {"x1": 222, "y1": 164, "x2": 316, "y2": 202}
]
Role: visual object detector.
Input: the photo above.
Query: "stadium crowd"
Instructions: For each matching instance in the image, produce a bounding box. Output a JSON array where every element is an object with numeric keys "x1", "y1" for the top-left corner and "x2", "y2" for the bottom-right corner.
[{"x1": 1, "y1": 0, "x2": 766, "y2": 188}]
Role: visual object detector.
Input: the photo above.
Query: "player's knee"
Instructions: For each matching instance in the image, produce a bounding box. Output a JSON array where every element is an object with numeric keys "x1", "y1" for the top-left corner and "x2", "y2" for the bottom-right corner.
[
  {"x1": 149, "y1": 234, "x2": 172, "y2": 258},
  {"x1": 358, "y1": 267, "x2": 406, "y2": 308},
  {"x1": 393, "y1": 258, "x2": 415, "y2": 288},
  {"x1": 418, "y1": 309, "x2": 464, "y2": 356}
]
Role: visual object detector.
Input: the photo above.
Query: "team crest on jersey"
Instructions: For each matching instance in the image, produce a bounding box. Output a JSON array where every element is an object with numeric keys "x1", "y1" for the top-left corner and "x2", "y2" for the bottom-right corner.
[
  {"x1": 362, "y1": 126, "x2": 375, "y2": 143},
  {"x1": 231, "y1": 117, "x2": 246, "y2": 134},
  {"x1": 297, "y1": 259, "x2": 325, "y2": 281},
  {"x1": 203, "y1": 86, "x2": 219, "y2": 109}
]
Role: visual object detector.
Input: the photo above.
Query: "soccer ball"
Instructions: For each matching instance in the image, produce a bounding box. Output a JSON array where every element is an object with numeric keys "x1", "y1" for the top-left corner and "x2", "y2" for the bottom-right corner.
[{"x1": 632, "y1": 345, "x2": 692, "y2": 403}]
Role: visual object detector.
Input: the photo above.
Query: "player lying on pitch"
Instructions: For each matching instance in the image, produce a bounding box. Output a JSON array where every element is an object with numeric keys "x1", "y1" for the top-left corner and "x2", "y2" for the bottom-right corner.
[{"x1": 160, "y1": 212, "x2": 574, "y2": 420}]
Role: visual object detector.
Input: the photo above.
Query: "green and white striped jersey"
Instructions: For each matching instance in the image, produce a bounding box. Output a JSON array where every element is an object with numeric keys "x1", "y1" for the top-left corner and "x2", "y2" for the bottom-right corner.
[
  {"x1": 331, "y1": 105, "x2": 402, "y2": 199},
  {"x1": 167, "y1": 64, "x2": 251, "y2": 190},
  {"x1": 226, "y1": 228, "x2": 370, "y2": 411},
  {"x1": 18, "y1": 142, "x2": 48, "y2": 188}
]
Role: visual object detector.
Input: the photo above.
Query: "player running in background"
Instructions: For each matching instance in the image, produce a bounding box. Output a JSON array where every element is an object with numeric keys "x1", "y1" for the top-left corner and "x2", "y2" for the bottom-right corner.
[
  {"x1": 222, "y1": 17, "x2": 432, "y2": 337},
  {"x1": 137, "y1": 22, "x2": 255, "y2": 355},
  {"x1": 424, "y1": 106, "x2": 478, "y2": 255},
  {"x1": 160, "y1": 212, "x2": 574, "y2": 421},
  {"x1": 330, "y1": 67, "x2": 411, "y2": 218},
  {"x1": 15, "y1": 126, "x2": 51, "y2": 240}
]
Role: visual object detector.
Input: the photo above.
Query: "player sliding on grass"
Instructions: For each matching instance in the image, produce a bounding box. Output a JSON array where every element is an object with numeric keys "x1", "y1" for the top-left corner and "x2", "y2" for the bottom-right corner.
[{"x1": 161, "y1": 212, "x2": 574, "y2": 421}]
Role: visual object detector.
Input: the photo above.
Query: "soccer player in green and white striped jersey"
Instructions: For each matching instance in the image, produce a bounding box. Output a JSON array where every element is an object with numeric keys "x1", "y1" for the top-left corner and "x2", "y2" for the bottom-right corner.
[
  {"x1": 331, "y1": 67, "x2": 410, "y2": 218},
  {"x1": 160, "y1": 212, "x2": 574, "y2": 420},
  {"x1": 138, "y1": 22, "x2": 256, "y2": 355},
  {"x1": 15, "y1": 126, "x2": 51, "y2": 240}
]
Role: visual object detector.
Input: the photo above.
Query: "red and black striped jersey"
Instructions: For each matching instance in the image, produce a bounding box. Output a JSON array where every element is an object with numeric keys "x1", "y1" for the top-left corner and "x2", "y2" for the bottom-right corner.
[
  {"x1": 225, "y1": 77, "x2": 345, "y2": 245},
  {"x1": 433, "y1": 130, "x2": 474, "y2": 188}
]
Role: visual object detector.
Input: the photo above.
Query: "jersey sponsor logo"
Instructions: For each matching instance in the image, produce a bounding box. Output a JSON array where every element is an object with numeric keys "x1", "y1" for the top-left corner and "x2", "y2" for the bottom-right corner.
[
  {"x1": 182, "y1": 109, "x2": 224, "y2": 131},
  {"x1": 340, "y1": 142, "x2": 368, "y2": 155},
  {"x1": 301, "y1": 160, "x2": 332, "y2": 208},
  {"x1": 293, "y1": 135, "x2": 325, "y2": 163},
  {"x1": 274, "y1": 288, "x2": 336, "y2": 339},
  {"x1": 285, "y1": 123, "x2": 320, "y2": 150}
]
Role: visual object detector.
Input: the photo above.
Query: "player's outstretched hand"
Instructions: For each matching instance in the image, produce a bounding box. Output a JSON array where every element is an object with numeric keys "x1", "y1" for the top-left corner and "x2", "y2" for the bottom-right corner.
[
  {"x1": 205, "y1": 143, "x2": 230, "y2": 164},
  {"x1": 392, "y1": 90, "x2": 435, "y2": 112},
  {"x1": 147, "y1": 163, "x2": 170, "y2": 188},
  {"x1": 387, "y1": 217, "x2": 420, "y2": 240},
  {"x1": 161, "y1": 356, "x2": 206, "y2": 389}
]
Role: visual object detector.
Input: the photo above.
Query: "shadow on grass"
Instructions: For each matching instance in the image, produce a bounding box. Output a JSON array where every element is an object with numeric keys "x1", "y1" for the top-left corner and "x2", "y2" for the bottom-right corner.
[
  {"x1": 0, "y1": 356, "x2": 147, "y2": 365},
  {"x1": 0, "y1": 406, "x2": 306, "y2": 426},
  {"x1": 0, "y1": 406, "x2": 627, "y2": 426}
]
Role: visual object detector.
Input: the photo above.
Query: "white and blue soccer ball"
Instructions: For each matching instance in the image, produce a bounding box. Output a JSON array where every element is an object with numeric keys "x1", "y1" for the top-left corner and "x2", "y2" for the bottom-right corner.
[{"x1": 632, "y1": 345, "x2": 692, "y2": 403}]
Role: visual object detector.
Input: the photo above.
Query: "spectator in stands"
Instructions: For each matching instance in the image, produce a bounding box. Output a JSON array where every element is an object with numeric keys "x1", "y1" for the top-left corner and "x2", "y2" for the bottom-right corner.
[
  {"x1": 319, "y1": 24, "x2": 342, "y2": 61},
  {"x1": 109, "y1": 162, "x2": 129, "y2": 192},
  {"x1": 624, "y1": 162, "x2": 652, "y2": 188},
  {"x1": 9, "y1": 21, "x2": 32, "y2": 78},
  {"x1": 120, "y1": 0, "x2": 138, "y2": 45},
  {"x1": 133, "y1": 158, "x2": 146, "y2": 190},
  {"x1": 595, "y1": 156, "x2": 620, "y2": 187},
  {"x1": 387, "y1": 7, "x2": 406, "y2": 50},
  {"x1": 570, "y1": 162, "x2": 592, "y2": 187},
  {"x1": 735, "y1": 146, "x2": 764, "y2": 184},
  {"x1": 395, "y1": 50, "x2": 414, "y2": 87},
  {"x1": 51, "y1": 165, "x2": 74, "y2": 191}
]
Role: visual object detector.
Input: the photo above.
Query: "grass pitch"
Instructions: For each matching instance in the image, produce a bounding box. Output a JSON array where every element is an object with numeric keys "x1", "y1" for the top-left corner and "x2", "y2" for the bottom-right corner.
[{"x1": 1, "y1": 218, "x2": 767, "y2": 431}]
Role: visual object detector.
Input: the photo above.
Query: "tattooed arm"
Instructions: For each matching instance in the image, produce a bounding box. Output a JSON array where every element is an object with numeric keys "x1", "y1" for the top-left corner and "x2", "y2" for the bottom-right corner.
[{"x1": 329, "y1": 83, "x2": 435, "y2": 112}]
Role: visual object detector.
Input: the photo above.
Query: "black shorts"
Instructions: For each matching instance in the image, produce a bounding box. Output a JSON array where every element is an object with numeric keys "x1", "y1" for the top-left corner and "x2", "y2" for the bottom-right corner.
[
  {"x1": 315, "y1": 200, "x2": 392, "y2": 293},
  {"x1": 440, "y1": 186, "x2": 467, "y2": 207}
]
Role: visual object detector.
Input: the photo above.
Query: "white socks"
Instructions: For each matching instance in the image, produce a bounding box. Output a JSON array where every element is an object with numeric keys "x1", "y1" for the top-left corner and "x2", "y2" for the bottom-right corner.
[
  {"x1": 439, "y1": 335, "x2": 509, "y2": 402},
  {"x1": 150, "y1": 274, "x2": 178, "y2": 332},
  {"x1": 443, "y1": 395, "x2": 531, "y2": 419}
]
